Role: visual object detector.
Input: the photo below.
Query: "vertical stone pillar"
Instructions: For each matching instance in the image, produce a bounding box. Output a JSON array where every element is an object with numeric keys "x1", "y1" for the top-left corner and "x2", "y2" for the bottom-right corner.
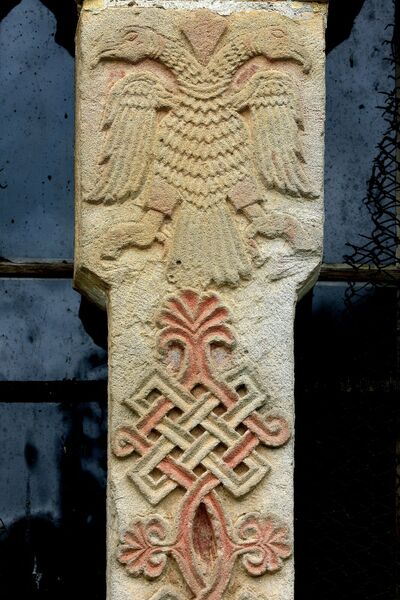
[{"x1": 75, "y1": 2, "x2": 327, "y2": 598}]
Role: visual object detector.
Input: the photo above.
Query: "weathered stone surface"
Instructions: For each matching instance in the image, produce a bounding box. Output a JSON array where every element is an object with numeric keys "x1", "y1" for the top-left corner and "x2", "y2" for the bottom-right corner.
[{"x1": 75, "y1": 3, "x2": 327, "y2": 599}]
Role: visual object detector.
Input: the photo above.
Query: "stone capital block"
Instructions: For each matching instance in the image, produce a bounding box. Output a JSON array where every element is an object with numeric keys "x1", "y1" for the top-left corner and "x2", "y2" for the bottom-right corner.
[{"x1": 75, "y1": 2, "x2": 327, "y2": 598}]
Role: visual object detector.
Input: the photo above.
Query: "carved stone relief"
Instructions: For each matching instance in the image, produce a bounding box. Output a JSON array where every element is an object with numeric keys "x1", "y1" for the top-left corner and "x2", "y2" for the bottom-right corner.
[
  {"x1": 113, "y1": 290, "x2": 291, "y2": 598},
  {"x1": 75, "y1": 3, "x2": 327, "y2": 600},
  {"x1": 82, "y1": 8, "x2": 322, "y2": 288}
]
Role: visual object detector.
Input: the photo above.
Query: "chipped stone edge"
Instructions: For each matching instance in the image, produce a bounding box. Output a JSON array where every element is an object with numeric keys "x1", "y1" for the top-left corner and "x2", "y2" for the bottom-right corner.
[{"x1": 83, "y1": 0, "x2": 328, "y2": 17}]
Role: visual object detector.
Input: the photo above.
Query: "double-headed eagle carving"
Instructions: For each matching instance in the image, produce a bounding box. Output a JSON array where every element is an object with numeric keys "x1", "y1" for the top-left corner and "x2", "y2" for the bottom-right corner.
[{"x1": 87, "y1": 11, "x2": 316, "y2": 286}]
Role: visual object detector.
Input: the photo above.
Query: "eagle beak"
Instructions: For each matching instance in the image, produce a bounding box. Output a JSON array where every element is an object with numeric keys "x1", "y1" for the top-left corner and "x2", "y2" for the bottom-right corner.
[
  {"x1": 288, "y1": 43, "x2": 312, "y2": 74},
  {"x1": 90, "y1": 43, "x2": 119, "y2": 68}
]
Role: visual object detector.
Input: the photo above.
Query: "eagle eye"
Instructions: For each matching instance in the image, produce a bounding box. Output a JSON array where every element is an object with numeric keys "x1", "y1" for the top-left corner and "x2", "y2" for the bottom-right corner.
[{"x1": 271, "y1": 28, "x2": 285, "y2": 39}]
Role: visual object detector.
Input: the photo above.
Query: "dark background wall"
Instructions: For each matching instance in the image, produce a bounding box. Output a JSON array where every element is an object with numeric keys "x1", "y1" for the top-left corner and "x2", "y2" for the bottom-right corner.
[{"x1": 0, "y1": 1, "x2": 398, "y2": 598}]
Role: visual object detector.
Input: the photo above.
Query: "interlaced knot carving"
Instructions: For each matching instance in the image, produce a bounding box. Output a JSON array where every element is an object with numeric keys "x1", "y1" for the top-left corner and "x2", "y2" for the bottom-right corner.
[{"x1": 112, "y1": 291, "x2": 292, "y2": 600}]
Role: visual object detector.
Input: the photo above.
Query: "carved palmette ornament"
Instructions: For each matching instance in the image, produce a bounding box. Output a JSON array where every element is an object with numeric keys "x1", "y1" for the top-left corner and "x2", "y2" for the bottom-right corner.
[{"x1": 86, "y1": 10, "x2": 318, "y2": 286}]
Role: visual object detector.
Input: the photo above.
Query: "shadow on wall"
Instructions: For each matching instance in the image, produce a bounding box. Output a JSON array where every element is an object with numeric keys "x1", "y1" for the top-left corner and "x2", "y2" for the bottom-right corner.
[
  {"x1": 0, "y1": 401, "x2": 107, "y2": 600},
  {"x1": 326, "y1": 0, "x2": 366, "y2": 52},
  {"x1": 294, "y1": 389, "x2": 397, "y2": 600},
  {"x1": 294, "y1": 285, "x2": 398, "y2": 600},
  {"x1": 0, "y1": 0, "x2": 78, "y2": 56}
]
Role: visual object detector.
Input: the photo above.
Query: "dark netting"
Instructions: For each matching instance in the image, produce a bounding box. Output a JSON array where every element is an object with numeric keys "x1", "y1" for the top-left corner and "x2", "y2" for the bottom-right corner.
[
  {"x1": 296, "y1": 10, "x2": 399, "y2": 595},
  {"x1": 344, "y1": 21, "x2": 400, "y2": 302}
]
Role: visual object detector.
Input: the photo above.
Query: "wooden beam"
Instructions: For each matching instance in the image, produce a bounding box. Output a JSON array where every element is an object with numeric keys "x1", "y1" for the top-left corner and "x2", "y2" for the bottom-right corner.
[
  {"x1": 319, "y1": 263, "x2": 400, "y2": 284},
  {"x1": 0, "y1": 261, "x2": 399, "y2": 284},
  {"x1": 0, "y1": 260, "x2": 74, "y2": 278}
]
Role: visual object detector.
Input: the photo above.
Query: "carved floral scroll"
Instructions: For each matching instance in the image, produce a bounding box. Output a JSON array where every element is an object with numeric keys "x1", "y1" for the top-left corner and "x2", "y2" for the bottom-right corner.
[{"x1": 113, "y1": 290, "x2": 291, "y2": 599}]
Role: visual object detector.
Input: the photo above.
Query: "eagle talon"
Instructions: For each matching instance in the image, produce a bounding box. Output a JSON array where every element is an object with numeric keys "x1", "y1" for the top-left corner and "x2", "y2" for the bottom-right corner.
[
  {"x1": 244, "y1": 202, "x2": 297, "y2": 243},
  {"x1": 155, "y1": 232, "x2": 167, "y2": 244},
  {"x1": 129, "y1": 209, "x2": 165, "y2": 247},
  {"x1": 101, "y1": 250, "x2": 122, "y2": 261},
  {"x1": 247, "y1": 210, "x2": 315, "y2": 252},
  {"x1": 252, "y1": 216, "x2": 289, "y2": 240},
  {"x1": 99, "y1": 210, "x2": 166, "y2": 260},
  {"x1": 245, "y1": 223, "x2": 258, "y2": 239}
]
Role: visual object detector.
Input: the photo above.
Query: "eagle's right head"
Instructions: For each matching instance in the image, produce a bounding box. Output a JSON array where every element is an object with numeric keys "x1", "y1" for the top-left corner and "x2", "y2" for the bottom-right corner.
[{"x1": 250, "y1": 23, "x2": 312, "y2": 74}]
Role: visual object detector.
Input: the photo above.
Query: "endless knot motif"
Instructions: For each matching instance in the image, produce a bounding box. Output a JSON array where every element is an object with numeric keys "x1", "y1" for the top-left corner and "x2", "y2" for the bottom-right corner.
[
  {"x1": 114, "y1": 366, "x2": 288, "y2": 504},
  {"x1": 112, "y1": 290, "x2": 292, "y2": 599}
]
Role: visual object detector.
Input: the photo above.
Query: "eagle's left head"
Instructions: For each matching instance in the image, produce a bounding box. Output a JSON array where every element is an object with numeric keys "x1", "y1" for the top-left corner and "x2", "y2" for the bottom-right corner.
[{"x1": 91, "y1": 26, "x2": 165, "y2": 67}]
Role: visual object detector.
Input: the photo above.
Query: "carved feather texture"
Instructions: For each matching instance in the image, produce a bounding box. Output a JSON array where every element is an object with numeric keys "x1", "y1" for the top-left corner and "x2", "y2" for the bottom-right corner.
[
  {"x1": 246, "y1": 71, "x2": 316, "y2": 198},
  {"x1": 86, "y1": 21, "x2": 317, "y2": 286},
  {"x1": 168, "y1": 202, "x2": 252, "y2": 286},
  {"x1": 157, "y1": 101, "x2": 251, "y2": 209},
  {"x1": 87, "y1": 74, "x2": 175, "y2": 205}
]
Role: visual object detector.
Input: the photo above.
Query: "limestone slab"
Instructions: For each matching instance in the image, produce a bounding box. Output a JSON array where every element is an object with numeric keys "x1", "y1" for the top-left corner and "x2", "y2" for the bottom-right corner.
[{"x1": 75, "y1": 3, "x2": 327, "y2": 599}]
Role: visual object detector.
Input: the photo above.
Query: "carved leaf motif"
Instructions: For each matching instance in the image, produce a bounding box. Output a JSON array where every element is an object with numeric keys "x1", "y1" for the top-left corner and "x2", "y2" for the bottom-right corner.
[
  {"x1": 157, "y1": 290, "x2": 234, "y2": 380},
  {"x1": 158, "y1": 290, "x2": 232, "y2": 341},
  {"x1": 236, "y1": 513, "x2": 292, "y2": 575},
  {"x1": 192, "y1": 502, "x2": 218, "y2": 569},
  {"x1": 118, "y1": 517, "x2": 170, "y2": 579}
]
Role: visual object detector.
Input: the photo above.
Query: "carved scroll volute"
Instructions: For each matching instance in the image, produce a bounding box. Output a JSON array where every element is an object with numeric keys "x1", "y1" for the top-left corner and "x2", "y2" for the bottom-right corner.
[{"x1": 75, "y1": 4, "x2": 327, "y2": 600}]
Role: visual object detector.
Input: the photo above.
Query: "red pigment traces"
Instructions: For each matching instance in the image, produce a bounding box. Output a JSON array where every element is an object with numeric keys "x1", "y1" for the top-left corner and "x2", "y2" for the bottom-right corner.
[
  {"x1": 107, "y1": 68, "x2": 126, "y2": 89},
  {"x1": 113, "y1": 290, "x2": 292, "y2": 599},
  {"x1": 193, "y1": 502, "x2": 218, "y2": 567}
]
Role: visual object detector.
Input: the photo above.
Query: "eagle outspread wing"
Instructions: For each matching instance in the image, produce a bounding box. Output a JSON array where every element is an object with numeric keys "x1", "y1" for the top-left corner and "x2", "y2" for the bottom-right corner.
[
  {"x1": 238, "y1": 71, "x2": 316, "y2": 199},
  {"x1": 86, "y1": 73, "x2": 175, "y2": 205}
]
